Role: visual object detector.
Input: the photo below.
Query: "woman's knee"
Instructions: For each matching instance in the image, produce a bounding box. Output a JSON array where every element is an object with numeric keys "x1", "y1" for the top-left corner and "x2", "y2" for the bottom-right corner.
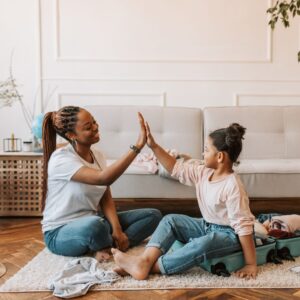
[
  {"x1": 75, "y1": 216, "x2": 112, "y2": 247},
  {"x1": 87, "y1": 217, "x2": 112, "y2": 241},
  {"x1": 147, "y1": 208, "x2": 163, "y2": 225}
]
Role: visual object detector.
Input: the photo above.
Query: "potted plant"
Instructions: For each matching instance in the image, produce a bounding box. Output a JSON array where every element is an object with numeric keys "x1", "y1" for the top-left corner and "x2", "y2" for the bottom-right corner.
[{"x1": 267, "y1": 0, "x2": 300, "y2": 61}]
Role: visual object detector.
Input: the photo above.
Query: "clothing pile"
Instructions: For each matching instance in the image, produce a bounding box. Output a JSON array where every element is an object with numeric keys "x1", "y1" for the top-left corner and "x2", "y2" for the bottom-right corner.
[
  {"x1": 255, "y1": 214, "x2": 300, "y2": 239},
  {"x1": 49, "y1": 257, "x2": 119, "y2": 298}
]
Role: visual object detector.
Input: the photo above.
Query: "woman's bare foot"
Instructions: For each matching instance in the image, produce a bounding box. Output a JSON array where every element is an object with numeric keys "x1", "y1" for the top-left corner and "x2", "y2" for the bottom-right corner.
[
  {"x1": 111, "y1": 248, "x2": 152, "y2": 280},
  {"x1": 95, "y1": 248, "x2": 112, "y2": 262}
]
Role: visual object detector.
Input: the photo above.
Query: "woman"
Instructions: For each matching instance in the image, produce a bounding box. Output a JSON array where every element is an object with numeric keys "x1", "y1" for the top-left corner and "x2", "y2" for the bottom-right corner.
[{"x1": 41, "y1": 106, "x2": 162, "y2": 259}]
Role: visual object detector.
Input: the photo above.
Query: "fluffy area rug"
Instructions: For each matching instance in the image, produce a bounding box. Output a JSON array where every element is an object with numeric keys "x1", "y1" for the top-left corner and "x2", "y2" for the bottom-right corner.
[{"x1": 0, "y1": 243, "x2": 300, "y2": 292}]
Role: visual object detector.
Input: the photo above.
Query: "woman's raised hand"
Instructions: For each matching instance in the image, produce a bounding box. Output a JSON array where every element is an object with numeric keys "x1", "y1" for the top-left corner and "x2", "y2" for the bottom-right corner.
[
  {"x1": 135, "y1": 112, "x2": 147, "y2": 149},
  {"x1": 145, "y1": 121, "x2": 157, "y2": 149}
]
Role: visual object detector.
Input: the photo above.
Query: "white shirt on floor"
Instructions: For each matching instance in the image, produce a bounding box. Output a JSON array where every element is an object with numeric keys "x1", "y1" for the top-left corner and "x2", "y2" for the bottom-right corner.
[{"x1": 41, "y1": 144, "x2": 107, "y2": 233}]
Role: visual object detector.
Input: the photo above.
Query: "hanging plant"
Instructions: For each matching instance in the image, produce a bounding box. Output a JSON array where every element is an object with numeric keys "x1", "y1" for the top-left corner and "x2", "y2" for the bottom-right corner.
[{"x1": 267, "y1": 0, "x2": 300, "y2": 61}]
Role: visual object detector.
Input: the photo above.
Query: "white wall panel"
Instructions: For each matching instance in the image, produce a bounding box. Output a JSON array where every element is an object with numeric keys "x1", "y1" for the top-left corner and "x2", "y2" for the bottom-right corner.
[
  {"x1": 55, "y1": 0, "x2": 271, "y2": 62},
  {"x1": 1, "y1": 0, "x2": 300, "y2": 151},
  {"x1": 0, "y1": 0, "x2": 41, "y2": 151},
  {"x1": 236, "y1": 94, "x2": 300, "y2": 106},
  {"x1": 57, "y1": 92, "x2": 166, "y2": 108}
]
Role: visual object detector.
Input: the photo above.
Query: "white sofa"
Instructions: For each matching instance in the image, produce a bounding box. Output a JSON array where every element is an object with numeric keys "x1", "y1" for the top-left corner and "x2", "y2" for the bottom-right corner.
[
  {"x1": 204, "y1": 106, "x2": 300, "y2": 198},
  {"x1": 87, "y1": 105, "x2": 300, "y2": 213},
  {"x1": 86, "y1": 105, "x2": 202, "y2": 199}
]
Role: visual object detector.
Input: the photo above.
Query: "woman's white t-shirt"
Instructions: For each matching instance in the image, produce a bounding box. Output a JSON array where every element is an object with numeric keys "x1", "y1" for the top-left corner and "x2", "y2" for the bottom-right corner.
[{"x1": 41, "y1": 144, "x2": 107, "y2": 233}]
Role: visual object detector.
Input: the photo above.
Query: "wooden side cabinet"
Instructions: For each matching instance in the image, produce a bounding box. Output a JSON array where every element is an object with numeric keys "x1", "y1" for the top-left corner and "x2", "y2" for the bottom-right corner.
[{"x1": 0, "y1": 152, "x2": 43, "y2": 216}]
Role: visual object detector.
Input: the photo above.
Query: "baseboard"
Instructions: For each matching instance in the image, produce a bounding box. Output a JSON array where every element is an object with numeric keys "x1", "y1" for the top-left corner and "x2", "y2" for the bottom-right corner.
[{"x1": 114, "y1": 198, "x2": 300, "y2": 217}]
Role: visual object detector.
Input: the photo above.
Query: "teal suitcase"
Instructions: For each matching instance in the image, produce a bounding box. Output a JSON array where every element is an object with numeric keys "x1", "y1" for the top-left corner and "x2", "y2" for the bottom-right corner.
[
  {"x1": 169, "y1": 237, "x2": 279, "y2": 277},
  {"x1": 274, "y1": 235, "x2": 300, "y2": 261}
]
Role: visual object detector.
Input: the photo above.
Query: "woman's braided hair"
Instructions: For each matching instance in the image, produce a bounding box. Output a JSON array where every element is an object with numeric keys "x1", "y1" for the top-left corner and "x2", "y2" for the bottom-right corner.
[{"x1": 42, "y1": 106, "x2": 80, "y2": 209}]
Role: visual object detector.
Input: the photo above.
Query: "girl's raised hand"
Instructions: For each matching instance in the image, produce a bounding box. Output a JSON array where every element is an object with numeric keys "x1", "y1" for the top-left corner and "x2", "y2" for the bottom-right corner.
[{"x1": 145, "y1": 121, "x2": 157, "y2": 149}]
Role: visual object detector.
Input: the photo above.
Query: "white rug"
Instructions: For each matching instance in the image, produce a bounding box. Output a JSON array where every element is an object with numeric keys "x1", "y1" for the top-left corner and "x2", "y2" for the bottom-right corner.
[{"x1": 0, "y1": 243, "x2": 300, "y2": 292}]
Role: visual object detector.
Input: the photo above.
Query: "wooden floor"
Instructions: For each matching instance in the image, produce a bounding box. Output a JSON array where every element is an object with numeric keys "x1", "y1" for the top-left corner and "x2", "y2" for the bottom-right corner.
[{"x1": 0, "y1": 218, "x2": 300, "y2": 300}]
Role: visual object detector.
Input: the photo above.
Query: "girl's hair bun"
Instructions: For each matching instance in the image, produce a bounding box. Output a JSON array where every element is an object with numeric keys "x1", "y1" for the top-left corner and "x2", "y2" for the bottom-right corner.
[{"x1": 225, "y1": 123, "x2": 246, "y2": 146}]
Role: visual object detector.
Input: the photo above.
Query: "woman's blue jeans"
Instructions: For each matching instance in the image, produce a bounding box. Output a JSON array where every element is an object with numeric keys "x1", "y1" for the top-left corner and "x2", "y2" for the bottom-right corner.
[
  {"x1": 146, "y1": 214, "x2": 242, "y2": 275},
  {"x1": 44, "y1": 208, "x2": 162, "y2": 256}
]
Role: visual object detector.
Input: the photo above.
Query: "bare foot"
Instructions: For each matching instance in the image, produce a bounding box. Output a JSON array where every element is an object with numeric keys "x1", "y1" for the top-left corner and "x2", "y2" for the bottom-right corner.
[
  {"x1": 113, "y1": 266, "x2": 129, "y2": 276},
  {"x1": 111, "y1": 248, "x2": 152, "y2": 280},
  {"x1": 95, "y1": 248, "x2": 112, "y2": 262}
]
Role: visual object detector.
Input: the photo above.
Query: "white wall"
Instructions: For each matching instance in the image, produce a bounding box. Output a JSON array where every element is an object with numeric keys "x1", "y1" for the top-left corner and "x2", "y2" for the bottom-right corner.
[{"x1": 1, "y1": 0, "x2": 300, "y2": 150}]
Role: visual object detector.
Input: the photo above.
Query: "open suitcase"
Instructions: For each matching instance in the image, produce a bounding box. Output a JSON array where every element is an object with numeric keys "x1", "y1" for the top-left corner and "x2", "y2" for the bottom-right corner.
[
  {"x1": 169, "y1": 237, "x2": 279, "y2": 277},
  {"x1": 273, "y1": 234, "x2": 300, "y2": 261},
  {"x1": 255, "y1": 213, "x2": 300, "y2": 262}
]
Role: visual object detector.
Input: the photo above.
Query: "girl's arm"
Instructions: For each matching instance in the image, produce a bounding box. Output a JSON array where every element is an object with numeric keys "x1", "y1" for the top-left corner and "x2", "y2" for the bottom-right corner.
[
  {"x1": 235, "y1": 235, "x2": 257, "y2": 279},
  {"x1": 145, "y1": 121, "x2": 176, "y2": 173},
  {"x1": 100, "y1": 187, "x2": 129, "y2": 251},
  {"x1": 72, "y1": 112, "x2": 146, "y2": 186},
  {"x1": 145, "y1": 121, "x2": 202, "y2": 185}
]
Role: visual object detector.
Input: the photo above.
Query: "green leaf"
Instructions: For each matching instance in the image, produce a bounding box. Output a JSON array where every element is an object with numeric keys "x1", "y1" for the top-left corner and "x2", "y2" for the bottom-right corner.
[
  {"x1": 267, "y1": 7, "x2": 277, "y2": 13},
  {"x1": 283, "y1": 19, "x2": 290, "y2": 27},
  {"x1": 268, "y1": 19, "x2": 276, "y2": 29}
]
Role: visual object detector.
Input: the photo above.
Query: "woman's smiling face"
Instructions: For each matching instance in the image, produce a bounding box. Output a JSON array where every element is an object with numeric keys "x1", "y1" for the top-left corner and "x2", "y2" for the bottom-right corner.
[{"x1": 72, "y1": 109, "x2": 100, "y2": 145}]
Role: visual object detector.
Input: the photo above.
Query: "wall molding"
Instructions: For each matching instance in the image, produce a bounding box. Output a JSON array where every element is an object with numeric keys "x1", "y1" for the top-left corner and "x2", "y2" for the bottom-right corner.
[
  {"x1": 56, "y1": 92, "x2": 167, "y2": 109},
  {"x1": 35, "y1": 0, "x2": 44, "y2": 112},
  {"x1": 53, "y1": 0, "x2": 273, "y2": 64},
  {"x1": 234, "y1": 93, "x2": 300, "y2": 106},
  {"x1": 42, "y1": 77, "x2": 300, "y2": 82}
]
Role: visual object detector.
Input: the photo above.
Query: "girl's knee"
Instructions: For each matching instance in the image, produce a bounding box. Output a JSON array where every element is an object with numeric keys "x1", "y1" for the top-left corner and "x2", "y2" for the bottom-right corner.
[{"x1": 162, "y1": 213, "x2": 182, "y2": 225}]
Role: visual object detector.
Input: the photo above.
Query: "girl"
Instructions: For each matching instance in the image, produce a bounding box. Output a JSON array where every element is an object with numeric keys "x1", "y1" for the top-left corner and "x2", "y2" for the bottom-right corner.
[
  {"x1": 112, "y1": 122, "x2": 257, "y2": 279},
  {"x1": 42, "y1": 106, "x2": 162, "y2": 259}
]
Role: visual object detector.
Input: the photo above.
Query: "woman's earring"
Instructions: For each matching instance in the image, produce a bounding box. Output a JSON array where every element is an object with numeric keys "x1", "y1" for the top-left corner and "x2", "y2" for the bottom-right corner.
[{"x1": 72, "y1": 139, "x2": 77, "y2": 149}]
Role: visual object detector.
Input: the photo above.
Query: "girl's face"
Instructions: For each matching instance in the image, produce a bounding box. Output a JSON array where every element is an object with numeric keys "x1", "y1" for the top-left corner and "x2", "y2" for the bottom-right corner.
[
  {"x1": 203, "y1": 137, "x2": 219, "y2": 169},
  {"x1": 72, "y1": 109, "x2": 100, "y2": 145}
]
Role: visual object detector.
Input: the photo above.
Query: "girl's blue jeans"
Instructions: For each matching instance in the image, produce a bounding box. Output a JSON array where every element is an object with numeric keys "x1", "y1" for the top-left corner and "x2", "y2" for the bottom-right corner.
[{"x1": 146, "y1": 214, "x2": 242, "y2": 275}]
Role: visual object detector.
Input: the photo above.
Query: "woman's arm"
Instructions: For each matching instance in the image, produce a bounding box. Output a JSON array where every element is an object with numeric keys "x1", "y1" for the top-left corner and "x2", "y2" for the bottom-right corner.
[
  {"x1": 235, "y1": 235, "x2": 257, "y2": 279},
  {"x1": 100, "y1": 187, "x2": 129, "y2": 251},
  {"x1": 72, "y1": 112, "x2": 146, "y2": 186},
  {"x1": 72, "y1": 149, "x2": 141, "y2": 186},
  {"x1": 145, "y1": 121, "x2": 176, "y2": 173}
]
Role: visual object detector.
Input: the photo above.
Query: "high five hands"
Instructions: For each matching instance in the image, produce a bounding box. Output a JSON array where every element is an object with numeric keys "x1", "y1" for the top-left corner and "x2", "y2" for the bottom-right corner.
[
  {"x1": 135, "y1": 112, "x2": 147, "y2": 149},
  {"x1": 136, "y1": 112, "x2": 157, "y2": 150}
]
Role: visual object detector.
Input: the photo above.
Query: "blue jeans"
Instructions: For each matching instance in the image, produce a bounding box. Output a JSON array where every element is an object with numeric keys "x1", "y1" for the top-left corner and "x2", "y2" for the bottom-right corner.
[
  {"x1": 44, "y1": 208, "x2": 162, "y2": 256},
  {"x1": 147, "y1": 214, "x2": 242, "y2": 275}
]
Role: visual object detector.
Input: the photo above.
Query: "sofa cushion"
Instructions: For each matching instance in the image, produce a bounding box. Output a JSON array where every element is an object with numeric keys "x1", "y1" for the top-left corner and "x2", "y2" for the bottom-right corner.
[
  {"x1": 235, "y1": 159, "x2": 300, "y2": 174},
  {"x1": 86, "y1": 105, "x2": 203, "y2": 159},
  {"x1": 110, "y1": 173, "x2": 196, "y2": 199},
  {"x1": 204, "y1": 106, "x2": 300, "y2": 160},
  {"x1": 240, "y1": 173, "x2": 300, "y2": 198}
]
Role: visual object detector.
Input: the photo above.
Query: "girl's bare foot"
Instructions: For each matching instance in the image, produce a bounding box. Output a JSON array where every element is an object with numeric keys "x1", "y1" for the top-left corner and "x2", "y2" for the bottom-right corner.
[
  {"x1": 111, "y1": 248, "x2": 152, "y2": 280},
  {"x1": 95, "y1": 248, "x2": 112, "y2": 262},
  {"x1": 113, "y1": 266, "x2": 129, "y2": 276}
]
